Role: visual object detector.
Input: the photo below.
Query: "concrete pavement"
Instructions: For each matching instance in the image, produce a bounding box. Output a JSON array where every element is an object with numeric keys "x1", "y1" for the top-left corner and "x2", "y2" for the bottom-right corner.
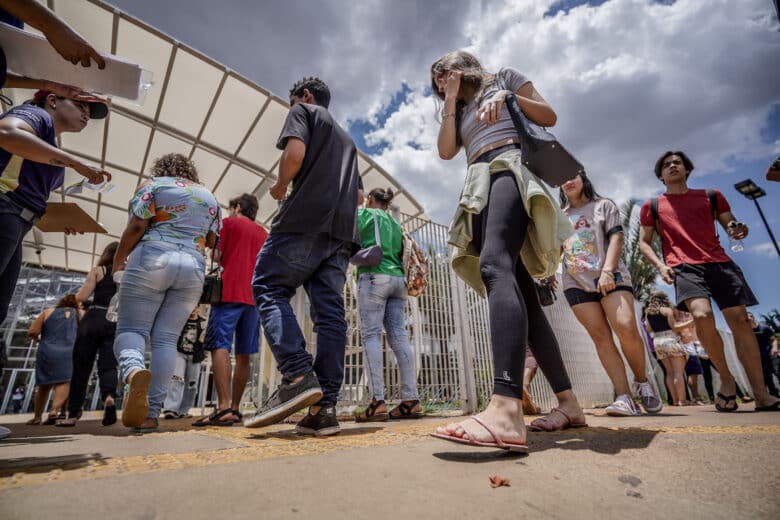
[{"x1": 1, "y1": 405, "x2": 778, "y2": 519}]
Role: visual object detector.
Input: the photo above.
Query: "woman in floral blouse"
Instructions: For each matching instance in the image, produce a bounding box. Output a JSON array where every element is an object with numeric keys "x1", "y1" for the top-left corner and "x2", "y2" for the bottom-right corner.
[{"x1": 112, "y1": 153, "x2": 220, "y2": 432}]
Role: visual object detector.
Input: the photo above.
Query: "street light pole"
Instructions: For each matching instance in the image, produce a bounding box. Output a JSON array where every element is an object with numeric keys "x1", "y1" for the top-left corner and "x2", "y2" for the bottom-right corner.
[
  {"x1": 752, "y1": 197, "x2": 780, "y2": 258},
  {"x1": 734, "y1": 178, "x2": 780, "y2": 259}
]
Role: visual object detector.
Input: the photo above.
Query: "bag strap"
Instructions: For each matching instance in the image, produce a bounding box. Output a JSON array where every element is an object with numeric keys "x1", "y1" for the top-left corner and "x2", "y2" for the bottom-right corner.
[
  {"x1": 706, "y1": 189, "x2": 718, "y2": 218},
  {"x1": 650, "y1": 197, "x2": 660, "y2": 236},
  {"x1": 373, "y1": 211, "x2": 382, "y2": 248},
  {"x1": 209, "y1": 236, "x2": 221, "y2": 278}
]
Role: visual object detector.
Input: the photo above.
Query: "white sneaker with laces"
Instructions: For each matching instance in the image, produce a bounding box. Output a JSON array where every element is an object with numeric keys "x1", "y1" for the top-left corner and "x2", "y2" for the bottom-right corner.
[
  {"x1": 634, "y1": 380, "x2": 663, "y2": 414},
  {"x1": 605, "y1": 394, "x2": 642, "y2": 417}
]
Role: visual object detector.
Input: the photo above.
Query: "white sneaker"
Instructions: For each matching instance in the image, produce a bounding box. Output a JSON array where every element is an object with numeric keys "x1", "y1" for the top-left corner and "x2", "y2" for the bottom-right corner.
[
  {"x1": 605, "y1": 394, "x2": 642, "y2": 416},
  {"x1": 633, "y1": 380, "x2": 663, "y2": 414}
]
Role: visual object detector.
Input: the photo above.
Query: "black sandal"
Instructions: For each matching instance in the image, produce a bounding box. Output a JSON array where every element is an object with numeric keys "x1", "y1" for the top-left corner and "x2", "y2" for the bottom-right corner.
[
  {"x1": 389, "y1": 400, "x2": 424, "y2": 420},
  {"x1": 192, "y1": 408, "x2": 237, "y2": 427},
  {"x1": 355, "y1": 400, "x2": 389, "y2": 423},
  {"x1": 103, "y1": 404, "x2": 117, "y2": 426},
  {"x1": 231, "y1": 409, "x2": 243, "y2": 423},
  {"x1": 715, "y1": 393, "x2": 738, "y2": 413}
]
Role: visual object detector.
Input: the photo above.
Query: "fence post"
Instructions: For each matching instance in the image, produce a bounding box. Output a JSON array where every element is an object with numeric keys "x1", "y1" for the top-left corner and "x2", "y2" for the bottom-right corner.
[{"x1": 451, "y1": 273, "x2": 477, "y2": 414}]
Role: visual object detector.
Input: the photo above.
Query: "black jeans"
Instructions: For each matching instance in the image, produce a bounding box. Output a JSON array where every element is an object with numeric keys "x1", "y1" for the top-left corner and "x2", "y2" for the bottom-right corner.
[
  {"x1": 253, "y1": 232, "x2": 351, "y2": 407},
  {"x1": 761, "y1": 356, "x2": 779, "y2": 397},
  {"x1": 67, "y1": 308, "x2": 118, "y2": 417},
  {"x1": 0, "y1": 197, "x2": 33, "y2": 327},
  {"x1": 471, "y1": 170, "x2": 572, "y2": 399}
]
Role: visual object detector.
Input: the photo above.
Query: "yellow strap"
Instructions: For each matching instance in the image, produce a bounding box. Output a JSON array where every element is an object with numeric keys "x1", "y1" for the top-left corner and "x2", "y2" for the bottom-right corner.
[{"x1": 0, "y1": 154, "x2": 24, "y2": 193}]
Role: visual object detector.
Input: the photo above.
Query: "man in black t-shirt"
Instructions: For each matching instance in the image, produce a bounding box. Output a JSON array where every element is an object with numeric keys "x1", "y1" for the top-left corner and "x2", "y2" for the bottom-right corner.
[{"x1": 246, "y1": 77, "x2": 361, "y2": 435}]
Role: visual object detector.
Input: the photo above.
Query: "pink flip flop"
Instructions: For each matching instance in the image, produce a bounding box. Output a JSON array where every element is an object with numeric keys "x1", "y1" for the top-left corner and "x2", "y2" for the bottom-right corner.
[
  {"x1": 528, "y1": 407, "x2": 588, "y2": 432},
  {"x1": 430, "y1": 415, "x2": 529, "y2": 453}
]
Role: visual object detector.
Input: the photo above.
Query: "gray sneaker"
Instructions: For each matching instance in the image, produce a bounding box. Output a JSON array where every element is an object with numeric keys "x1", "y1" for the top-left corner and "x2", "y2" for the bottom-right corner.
[
  {"x1": 244, "y1": 371, "x2": 323, "y2": 428},
  {"x1": 633, "y1": 380, "x2": 663, "y2": 414},
  {"x1": 605, "y1": 394, "x2": 642, "y2": 416}
]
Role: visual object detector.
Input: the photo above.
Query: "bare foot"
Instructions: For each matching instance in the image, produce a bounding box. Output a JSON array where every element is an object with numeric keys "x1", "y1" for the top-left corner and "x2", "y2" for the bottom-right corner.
[
  {"x1": 26, "y1": 417, "x2": 42, "y2": 425},
  {"x1": 755, "y1": 395, "x2": 780, "y2": 409},
  {"x1": 434, "y1": 395, "x2": 526, "y2": 445}
]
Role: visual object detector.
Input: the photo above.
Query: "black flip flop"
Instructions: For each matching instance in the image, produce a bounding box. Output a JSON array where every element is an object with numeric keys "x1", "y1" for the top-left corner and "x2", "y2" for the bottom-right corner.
[
  {"x1": 192, "y1": 408, "x2": 236, "y2": 427},
  {"x1": 755, "y1": 401, "x2": 780, "y2": 412},
  {"x1": 102, "y1": 404, "x2": 117, "y2": 426},
  {"x1": 715, "y1": 393, "x2": 738, "y2": 413}
]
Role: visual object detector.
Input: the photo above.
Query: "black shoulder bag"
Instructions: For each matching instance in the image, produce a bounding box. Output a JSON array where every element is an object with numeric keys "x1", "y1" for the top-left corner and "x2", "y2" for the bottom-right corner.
[
  {"x1": 497, "y1": 69, "x2": 584, "y2": 187},
  {"x1": 200, "y1": 237, "x2": 222, "y2": 305},
  {"x1": 350, "y1": 211, "x2": 384, "y2": 266}
]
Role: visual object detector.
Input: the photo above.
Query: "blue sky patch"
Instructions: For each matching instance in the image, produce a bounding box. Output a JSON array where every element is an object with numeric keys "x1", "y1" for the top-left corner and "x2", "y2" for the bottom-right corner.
[{"x1": 348, "y1": 83, "x2": 414, "y2": 154}]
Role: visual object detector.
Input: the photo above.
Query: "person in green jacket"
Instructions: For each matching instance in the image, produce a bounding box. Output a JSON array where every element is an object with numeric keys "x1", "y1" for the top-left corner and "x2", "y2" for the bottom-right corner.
[{"x1": 354, "y1": 188, "x2": 422, "y2": 422}]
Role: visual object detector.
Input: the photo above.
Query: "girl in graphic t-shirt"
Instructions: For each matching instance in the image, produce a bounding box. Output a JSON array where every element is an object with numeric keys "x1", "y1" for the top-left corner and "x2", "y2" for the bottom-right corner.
[{"x1": 559, "y1": 173, "x2": 662, "y2": 416}]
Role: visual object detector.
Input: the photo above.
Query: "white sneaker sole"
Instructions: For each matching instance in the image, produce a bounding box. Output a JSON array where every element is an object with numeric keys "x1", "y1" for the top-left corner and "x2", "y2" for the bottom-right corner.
[
  {"x1": 605, "y1": 406, "x2": 640, "y2": 417},
  {"x1": 295, "y1": 424, "x2": 341, "y2": 437},
  {"x1": 243, "y1": 388, "x2": 323, "y2": 429}
]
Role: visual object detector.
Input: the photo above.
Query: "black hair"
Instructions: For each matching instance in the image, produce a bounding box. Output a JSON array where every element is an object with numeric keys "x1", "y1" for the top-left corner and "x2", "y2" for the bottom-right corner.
[
  {"x1": 151, "y1": 153, "x2": 200, "y2": 183},
  {"x1": 229, "y1": 193, "x2": 259, "y2": 221},
  {"x1": 559, "y1": 172, "x2": 601, "y2": 208},
  {"x1": 289, "y1": 77, "x2": 331, "y2": 108},
  {"x1": 654, "y1": 151, "x2": 694, "y2": 180},
  {"x1": 368, "y1": 187, "x2": 395, "y2": 209}
]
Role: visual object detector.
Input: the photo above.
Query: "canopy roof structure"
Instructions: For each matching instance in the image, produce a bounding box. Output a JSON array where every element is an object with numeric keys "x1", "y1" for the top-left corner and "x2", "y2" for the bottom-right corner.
[{"x1": 1, "y1": 0, "x2": 426, "y2": 273}]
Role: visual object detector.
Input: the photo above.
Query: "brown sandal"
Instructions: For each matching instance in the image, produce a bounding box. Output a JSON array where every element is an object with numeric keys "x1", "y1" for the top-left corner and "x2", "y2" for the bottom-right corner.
[
  {"x1": 355, "y1": 400, "x2": 389, "y2": 423},
  {"x1": 389, "y1": 400, "x2": 424, "y2": 420}
]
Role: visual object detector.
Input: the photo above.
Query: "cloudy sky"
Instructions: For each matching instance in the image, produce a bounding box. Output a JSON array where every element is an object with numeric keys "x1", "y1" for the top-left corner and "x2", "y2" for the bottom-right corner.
[{"x1": 109, "y1": 0, "x2": 780, "y2": 319}]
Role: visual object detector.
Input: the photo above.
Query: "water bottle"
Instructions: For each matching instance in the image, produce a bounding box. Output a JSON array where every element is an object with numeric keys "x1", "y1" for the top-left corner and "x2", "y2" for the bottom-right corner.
[
  {"x1": 727, "y1": 221, "x2": 744, "y2": 252},
  {"x1": 105, "y1": 270, "x2": 124, "y2": 322}
]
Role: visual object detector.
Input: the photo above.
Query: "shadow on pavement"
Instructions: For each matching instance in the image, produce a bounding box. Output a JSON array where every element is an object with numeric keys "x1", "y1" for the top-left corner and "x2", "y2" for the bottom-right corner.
[
  {"x1": 0, "y1": 453, "x2": 104, "y2": 476},
  {"x1": 432, "y1": 426, "x2": 660, "y2": 463},
  {"x1": 249, "y1": 425, "x2": 384, "y2": 441}
]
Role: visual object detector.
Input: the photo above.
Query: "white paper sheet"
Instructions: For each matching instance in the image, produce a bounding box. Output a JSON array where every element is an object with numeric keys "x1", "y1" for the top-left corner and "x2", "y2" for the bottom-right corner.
[{"x1": 0, "y1": 22, "x2": 142, "y2": 100}]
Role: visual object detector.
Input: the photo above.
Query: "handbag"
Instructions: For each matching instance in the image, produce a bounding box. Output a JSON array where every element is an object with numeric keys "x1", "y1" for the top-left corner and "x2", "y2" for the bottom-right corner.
[
  {"x1": 200, "y1": 237, "x2": 223, "y2": 305},
  {"x1": 350, "y1": 211, "x2": 383, "y2": 267},
  {"x1": 497, "y1": 69, "x2": 584, "y2": 187},
  {"x1": 535, "y1": 279, "x2": 556, "y2": 307},
  {"x1": 402, "y1": 232, "x2": 429, "y2": 297}
]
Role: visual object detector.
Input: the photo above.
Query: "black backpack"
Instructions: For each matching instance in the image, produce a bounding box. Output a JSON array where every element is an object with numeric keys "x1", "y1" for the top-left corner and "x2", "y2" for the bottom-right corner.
[{"x1": 650, "y1": 189, "x2": 719, "y2": 238}]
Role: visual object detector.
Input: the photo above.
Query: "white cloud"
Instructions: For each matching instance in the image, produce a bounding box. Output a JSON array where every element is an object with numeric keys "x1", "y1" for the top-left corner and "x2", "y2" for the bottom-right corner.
[
  {"x1": 750, "y1": 241, "x2": 779, "y2": 258},
  {"x1": 364, "y1": 0, "x2": 780, "y2": 222},
  {"x1": 111, "y1": 0, "x2": 780, "y2": 224}
]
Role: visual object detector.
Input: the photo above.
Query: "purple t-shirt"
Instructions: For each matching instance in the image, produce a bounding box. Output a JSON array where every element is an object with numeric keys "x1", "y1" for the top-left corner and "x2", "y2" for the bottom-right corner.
[{"x1": 0, "y1": 105, "x2": 64, "y2": 215}]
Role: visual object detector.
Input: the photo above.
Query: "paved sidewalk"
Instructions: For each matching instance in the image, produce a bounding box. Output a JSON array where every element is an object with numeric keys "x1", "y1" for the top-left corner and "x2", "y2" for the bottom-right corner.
[{"x1": 1, "y1": 405, "x2": 778, "y2": 519}]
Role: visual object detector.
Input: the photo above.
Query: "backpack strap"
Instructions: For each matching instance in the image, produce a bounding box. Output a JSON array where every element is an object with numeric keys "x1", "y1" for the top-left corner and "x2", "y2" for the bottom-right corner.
[
  {"x1": 706, "y1": 189, "x2": 718, "y2": 218},
  {"x1": 650, "y1": 197, "x2": 660, "y2": 235},
  {"x1": 706, "y1": 189, "x2": 720, "y2": 239}
]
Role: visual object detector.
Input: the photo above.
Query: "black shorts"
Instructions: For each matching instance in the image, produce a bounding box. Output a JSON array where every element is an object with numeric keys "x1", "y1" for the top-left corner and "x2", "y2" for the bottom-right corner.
[
  {"x1": 673, "y1": 261, "x2": 758, "y2": 311},
  {"x1": 564, "y1": 285, "x2": 634, "y2": 306}
]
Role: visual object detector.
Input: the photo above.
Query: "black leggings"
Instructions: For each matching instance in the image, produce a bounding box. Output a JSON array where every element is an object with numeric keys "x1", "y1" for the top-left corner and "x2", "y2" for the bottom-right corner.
[
  {"x1": 67, "y1": 308, "x2": 118, "y2": 417},
  {"x1": 472, "y1": 170, "x2": 572, "y2": 399}
]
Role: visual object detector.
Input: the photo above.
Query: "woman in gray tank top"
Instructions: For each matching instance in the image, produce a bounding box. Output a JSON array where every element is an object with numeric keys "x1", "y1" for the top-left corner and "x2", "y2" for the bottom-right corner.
[{"x1": 430, "y1": 50, "x2": 586, "y2": 452}]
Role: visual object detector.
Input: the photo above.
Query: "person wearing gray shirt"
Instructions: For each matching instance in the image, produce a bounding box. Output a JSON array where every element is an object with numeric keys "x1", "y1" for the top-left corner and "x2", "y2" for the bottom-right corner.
[{"x1": 559, "y1": 172, "x2": 662, "y2": 417}]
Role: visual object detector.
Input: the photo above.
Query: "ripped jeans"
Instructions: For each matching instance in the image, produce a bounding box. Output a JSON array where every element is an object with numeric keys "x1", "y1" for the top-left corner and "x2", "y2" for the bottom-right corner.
[{"x1": 163, "y1": 351, "x2": 202, "y2": 415}]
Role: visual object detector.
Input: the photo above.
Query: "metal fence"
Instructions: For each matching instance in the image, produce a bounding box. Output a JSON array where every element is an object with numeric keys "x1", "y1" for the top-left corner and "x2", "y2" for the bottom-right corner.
[{"x1": 2, "y1": 219, "x2": 755, "y2": 417}]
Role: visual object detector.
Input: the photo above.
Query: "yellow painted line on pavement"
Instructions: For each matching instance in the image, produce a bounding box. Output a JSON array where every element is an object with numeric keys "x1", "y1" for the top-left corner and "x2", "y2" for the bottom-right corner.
[{"x1": 1, "y1": 421, "x2": 778, "y2": 490}]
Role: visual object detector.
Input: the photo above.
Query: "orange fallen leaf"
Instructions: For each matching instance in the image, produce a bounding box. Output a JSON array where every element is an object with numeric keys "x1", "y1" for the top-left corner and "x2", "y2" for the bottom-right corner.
[{"x1": 489, "y1": 474, "x2": 511, "y2": 488}]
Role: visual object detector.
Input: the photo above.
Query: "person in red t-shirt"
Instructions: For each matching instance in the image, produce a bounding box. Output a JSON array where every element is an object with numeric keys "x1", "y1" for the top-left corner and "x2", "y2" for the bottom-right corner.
[
  {"x1": 194, "y1": 194, "x2": 268, "y2": 426},
  {"x1": 639, "y1": 151, "x2": 780, "y2": 413}
]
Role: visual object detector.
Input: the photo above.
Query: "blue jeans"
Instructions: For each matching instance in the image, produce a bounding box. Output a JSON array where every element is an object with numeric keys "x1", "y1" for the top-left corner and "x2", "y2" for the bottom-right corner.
[
  {"x1": 113, "y1": 241, "x2": 205, "y2": 419},
  {"x1": 163, "y1": 351, "x2": 202, "y2": 415},
  {"x1": 357, "y1": 273, "x2": 419, "y2": 401},
  {"x1": 0, "y1": 196, "x2": 33, "y2": 327},
  {"x1": 252, "y1": 232, "x2": 351, "y2": 407}
]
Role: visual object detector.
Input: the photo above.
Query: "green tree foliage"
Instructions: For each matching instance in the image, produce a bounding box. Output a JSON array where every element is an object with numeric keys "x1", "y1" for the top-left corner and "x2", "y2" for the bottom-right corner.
[{"x1": 620, "y1": 198, "x2": 662, "y2": 302}]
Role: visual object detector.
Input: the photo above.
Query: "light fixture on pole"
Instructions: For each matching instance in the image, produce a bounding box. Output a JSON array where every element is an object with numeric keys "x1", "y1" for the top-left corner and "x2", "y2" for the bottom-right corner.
[{"x1": 734, "y1": 179, "x2": 779, "y2": 258}]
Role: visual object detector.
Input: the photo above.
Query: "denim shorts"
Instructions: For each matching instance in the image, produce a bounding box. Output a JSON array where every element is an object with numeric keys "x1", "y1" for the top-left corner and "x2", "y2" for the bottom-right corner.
[{"x1": 204, "y1": 302, "x2": 260, "y2": 355}]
